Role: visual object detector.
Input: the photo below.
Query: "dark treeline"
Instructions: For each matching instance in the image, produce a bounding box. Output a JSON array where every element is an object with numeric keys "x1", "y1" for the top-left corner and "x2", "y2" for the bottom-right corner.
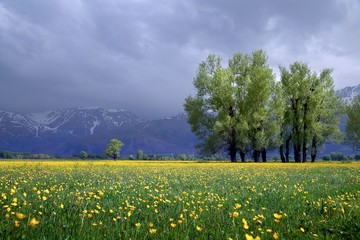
[
  {"x1": 2, "y1": 149, "x2": 359, "y2": 161},
  {"x1": 0, "y1": 150, "x2": 57, "y2": 159}
]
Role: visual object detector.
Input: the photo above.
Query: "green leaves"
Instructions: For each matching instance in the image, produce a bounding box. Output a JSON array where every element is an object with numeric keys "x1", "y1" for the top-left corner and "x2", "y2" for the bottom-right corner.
[
  {"x1": 104, "y1": 139, "x2": 124, "y2": 160},
  {"x1": 184, "y1": 50, "x2": 278, "y2": 161},
  {"x1": 280, "y1": 62, "x2": 340, "y2": 162},
  {"x1": 346, "y1": 96, "x2": 360, "y2": 151}
]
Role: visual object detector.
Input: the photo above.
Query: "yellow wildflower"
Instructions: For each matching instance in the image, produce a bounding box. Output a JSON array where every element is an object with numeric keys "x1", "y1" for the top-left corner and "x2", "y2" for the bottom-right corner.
[
  {"x1": 29, "y1": 218, "x2": 39, "y2": 227},
  {"x1": 16, "y1": 212, "x2": 26, "y2": 220},
  {"x1": 242, "y1": 218, "x2": 249, "y2": 229},
  {"x1": 245, "y1": 236, "x2": 253, "y2": 240},
  {"x1": 273, "y1": 213, "x2": 282, "y2": 223},
  {"x1": 149, "y1": 228, "x2": 157, "y2": 234}
]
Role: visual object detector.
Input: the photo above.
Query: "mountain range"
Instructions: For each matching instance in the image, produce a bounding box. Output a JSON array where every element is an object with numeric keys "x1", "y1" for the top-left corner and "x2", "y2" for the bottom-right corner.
[
  {"x1": 0, "y1": 107, "x2": 197, "y2": 156},
  {"x1": 1, "y1": 84, "x2": 359, "y2": 157}
]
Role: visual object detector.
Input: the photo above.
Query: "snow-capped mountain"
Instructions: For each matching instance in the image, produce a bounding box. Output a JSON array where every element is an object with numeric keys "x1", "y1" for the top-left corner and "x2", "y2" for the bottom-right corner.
[
  {"x1": 1, "y1": 107, "x2": 139, "y2": 138},
  {"x1": 0, "y1": 111, "x2": 36, "y2": 136},
  {"x1": 26, "y1": 107, "x2": 139, "y2": 137},
  {"x1": 0, "y1": 107, "x2": 197, "y2": 155},
  {"x1": 1, "y1": 84, "x2": 359, "y2": 157},
  {"x1": 335, "y1": 84, "x2": 360, "y2": 103}
]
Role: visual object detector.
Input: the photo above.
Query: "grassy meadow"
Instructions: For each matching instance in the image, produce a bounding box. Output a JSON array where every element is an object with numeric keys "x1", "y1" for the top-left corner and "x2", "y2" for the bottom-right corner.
[{"x1": 0, "y1": 161, "x2": 359, "y2": 239}]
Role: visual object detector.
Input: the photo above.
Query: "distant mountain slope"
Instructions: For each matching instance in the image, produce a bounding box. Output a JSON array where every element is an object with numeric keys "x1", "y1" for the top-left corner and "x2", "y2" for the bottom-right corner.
[
  {"x1": 335, "y1": 83, "x2": 360, "y2": 103},
  {"x1": 0, "y1": 84, "x2": 359, "y2": 157},
  {"x1": 0, "y1": 108, "x2": 197, "y2": 155}
]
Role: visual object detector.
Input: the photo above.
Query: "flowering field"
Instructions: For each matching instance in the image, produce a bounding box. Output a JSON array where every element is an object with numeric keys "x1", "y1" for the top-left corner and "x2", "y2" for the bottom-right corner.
[{"x1": 0, "y1": 161, "x2": 359, "y2": 239}]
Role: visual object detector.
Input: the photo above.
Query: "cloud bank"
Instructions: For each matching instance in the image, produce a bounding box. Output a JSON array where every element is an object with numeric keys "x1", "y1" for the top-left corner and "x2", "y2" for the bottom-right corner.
[{"x1": 0, "y1": 0, "x2": 359, "y2": 118}]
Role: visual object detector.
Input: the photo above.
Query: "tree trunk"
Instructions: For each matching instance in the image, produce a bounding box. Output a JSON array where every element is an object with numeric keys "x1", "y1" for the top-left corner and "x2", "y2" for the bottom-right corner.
[
  {"x1": 229, "y1": 131, "x2": 237, "y2": 162},
  {"x1": 292, "y1": 98, "x2": 301, "y2": 163},
  {"x1": 261, "y1": 148, "x2": 267, "y2": 162},
  {"x1": 279, "y1": 132, "x2": 286, "y2": 162},
  {"x1": 302, "y1": 144, "x2": 307, "y2": 163},
  {"x1": 229, "y1": 143, "x2": 237, "y2": 162},
  {"x1": 294, "y1": 145, "x2": 301, "y2": 163},
  {"x1": 302, "y1": 102, "x2": 308, "y2": 163},
  {"x1": 311, "y1": 136, "x2": 317, "y2": 162},
  {"x1": 240, "y1": 150, "x2": 246, "y2": 162},
  {"x1": 253, "y1": 150, "x2": 260, "y2": 162},
  {"x1": 280, "y1": 144, "x2": 286, "y2": 162},
  {"x1": 285, "y1": 135, "x2": 291, "y2": 162},
  {"x1": 229, "y1": 106, "x2": 237, "y2": 162}
]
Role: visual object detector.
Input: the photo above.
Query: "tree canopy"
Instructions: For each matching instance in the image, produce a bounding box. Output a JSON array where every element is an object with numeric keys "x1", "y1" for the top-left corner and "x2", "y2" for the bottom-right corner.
[
  {"x1": 346, "y1": 96, "x2": 360, "y2": 151},
  {"x1": 185, "y1": 50, "x2": 341, "y2": 162},
  {"x1": 184, "y1": 50, "x2": 279, "y2": 162},
  {"x1": 104, "y1": 139, "x2": 124, "y2": 160},
  {"x1": 280, "y1": 62, "x2": 341, "y2": 162}
]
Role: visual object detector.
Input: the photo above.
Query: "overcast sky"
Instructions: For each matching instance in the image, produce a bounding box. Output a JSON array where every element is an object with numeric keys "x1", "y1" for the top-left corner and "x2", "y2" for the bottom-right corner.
[{"x1": 0, "y1": 0, "x2": 359, "y2": 118}]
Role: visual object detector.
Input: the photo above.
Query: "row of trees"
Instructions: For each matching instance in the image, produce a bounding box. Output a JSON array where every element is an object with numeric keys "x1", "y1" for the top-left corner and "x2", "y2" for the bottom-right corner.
[
  {"x1": 0, "y1": 150, "x2": 56, "y2": 159},
  {"x1": 184, "y1": 49, "x2": 342, "y2": 162},
  {"x1": 322, "y1": 152, "x2": 360, "y2": 161}
]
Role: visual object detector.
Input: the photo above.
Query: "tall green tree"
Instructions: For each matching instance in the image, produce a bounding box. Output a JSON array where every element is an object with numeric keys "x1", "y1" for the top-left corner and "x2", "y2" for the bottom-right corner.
[
  {"x1": 184, "y1": 50, "x2": 279, "y2": 162},
  {"x1": 243, "y1": 51, "x2": 278, "y2": 162},
  {"x1": 104, "y1": 139, "x2": 124, "y2": 160},
  {"x1": 184, "y1": 54, "x2": 240, "y2": 162},
  {"x1": 280, "y1": 62, "x2": 312, "y2": 162},
  {"x1": 280, "y1": 62, "x2": 340, "y2": 162},
  {"x1": 346, "y1": 96, "x2": 360, "y2": 151},
  {"x1": 307, "y1": 69, "x2": 342, "y2": 162}
]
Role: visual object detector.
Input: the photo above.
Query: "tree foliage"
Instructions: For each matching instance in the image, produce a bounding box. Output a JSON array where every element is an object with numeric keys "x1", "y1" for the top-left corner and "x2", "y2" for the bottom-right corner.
[
  {"x1": 185, "y1": 50, "x2": 342, "y2": 162},
  {"x1": 104, "y1": 139, "x2": 124, "y2": 160},
  {"x1": 280, "y1": 62, "x2": 341, "y2": 162},
  {"x1": 79, "y1": 151, "x2": 88, "y2": 160},
  {"x1": 346, "y1": 96, "x2": 360, "y2": 151},
  {"x1": 184, "y1": 50, "x2": 279, "y2": 162}
]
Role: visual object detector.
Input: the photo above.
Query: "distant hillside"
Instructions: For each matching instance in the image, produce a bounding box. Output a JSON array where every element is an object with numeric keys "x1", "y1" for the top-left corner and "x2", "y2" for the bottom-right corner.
[
  {"x1": 335, "y1": 84, "x2": 360, "y2": 103},
  {"x1": 0, "y1": 84, "x2": 359, "y2": 157},
  {"x1": 0, "y1": 107, "x2": 197, "y2": 156}
]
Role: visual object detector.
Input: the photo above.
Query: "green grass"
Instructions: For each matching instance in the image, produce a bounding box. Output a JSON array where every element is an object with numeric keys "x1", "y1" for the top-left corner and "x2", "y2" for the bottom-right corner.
[{"x1": 0, "y1": 161, "x2": 359, "y2": 239}]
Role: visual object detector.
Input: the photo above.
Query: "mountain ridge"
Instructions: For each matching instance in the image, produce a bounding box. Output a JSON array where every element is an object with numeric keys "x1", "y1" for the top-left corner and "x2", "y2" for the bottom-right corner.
[
  {"x1": 0, "y1": 84, "x2": 359, "y2": 156},
  {"x1": 0, "y1": 107, "x2": 197, "y2": 155}
]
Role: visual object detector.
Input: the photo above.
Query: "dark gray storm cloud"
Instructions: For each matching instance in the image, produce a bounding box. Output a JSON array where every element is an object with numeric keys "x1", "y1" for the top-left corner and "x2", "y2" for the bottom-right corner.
[{"x1": 0, "y1": 0, "x2": 359, "y2": 118}]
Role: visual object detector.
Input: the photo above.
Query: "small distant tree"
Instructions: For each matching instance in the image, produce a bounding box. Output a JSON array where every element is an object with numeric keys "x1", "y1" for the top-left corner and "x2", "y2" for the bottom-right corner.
[
  {"x1": 136, "y1": 150, "x2": 144, "y2": 160},
  {"x1": 129, "y1": 155, "x2": 134, "y2": 160},
  {"x1": 104, "y1": 139, "x2": 124, "y2": 160},
  {"x1": 330, "y1": 152, "x2": 345, "y2": 161},
  {"x1": 178, "y1": 154, "x2": 187, "y2": 160},
  {"x1": 79, "y1": 151, "x2": 88, "y2": 160},
  {"x1": 272, "y1": 154, "x2": 280, "y2": 161}
]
